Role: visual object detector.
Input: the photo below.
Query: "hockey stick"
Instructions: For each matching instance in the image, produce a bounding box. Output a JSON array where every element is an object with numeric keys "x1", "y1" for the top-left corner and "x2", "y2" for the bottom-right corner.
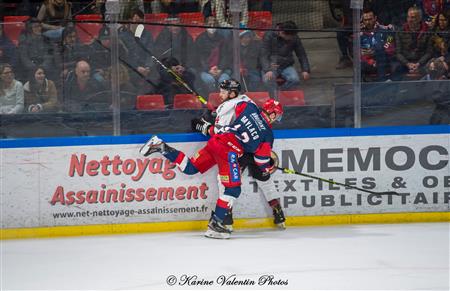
[
  {"x1": 276, "y1": 167, "x2": 401, "y2": 196},
  {"x1": 134, "y1": 25, "x2": 211, "y2": 108},
  {"x1": 241, "y1": 72, "x2": 249, "y2": 92}
]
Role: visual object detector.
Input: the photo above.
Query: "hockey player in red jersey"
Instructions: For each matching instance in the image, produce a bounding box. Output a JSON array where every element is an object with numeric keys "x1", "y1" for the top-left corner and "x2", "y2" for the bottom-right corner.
[
  {"x1": 191, "y1": 80, "x2": 286, "y2": 230},
  {"x1": 139, "y1": 79, "x2": 283, "y2": 239}
]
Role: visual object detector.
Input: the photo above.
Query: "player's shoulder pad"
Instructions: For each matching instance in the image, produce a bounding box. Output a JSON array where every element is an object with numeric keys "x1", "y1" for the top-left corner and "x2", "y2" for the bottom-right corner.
[{"x1": 238, "y1": 94, "x2": 258, "y2": 107}]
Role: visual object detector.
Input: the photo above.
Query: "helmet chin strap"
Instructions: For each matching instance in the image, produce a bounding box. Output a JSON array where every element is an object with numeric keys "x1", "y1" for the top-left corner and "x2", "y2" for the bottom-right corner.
[{"x1": 261, "y1": 111, "x2": 273, "y2": 124}]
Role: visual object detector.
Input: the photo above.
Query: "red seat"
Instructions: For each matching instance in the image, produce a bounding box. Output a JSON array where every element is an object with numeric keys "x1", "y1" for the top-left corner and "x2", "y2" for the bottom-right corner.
[
  {"x1": 278, "y1": 90, "x2": 306, "y2": 106},
  {"x1": 144, "y1": 13, "x2": 168, "y2": 40},
  {"x1": 246, "y1": 91, "x2": 271, "y2": 107},
  {"x1": 208, "y1": 92, "x2": 222, "y2": 109},
  {"x1": 248, "y1": 11, "x2": 272, "y2": 38},
  {"x1": 136, "y1": 94, "x2": 165, "y2": 110},
  {"x1": 75, "y1": 14, "x2": 103, "y2": 44},
  {"x1": 173, "y1": 94, "x2": 204, "y2": 109},
  {"x1": 3, "y1": 16, "x2": 30, "y2": 46},
  {"x1": 178, "y1": 12, "x2": 205, "y2": 41}
]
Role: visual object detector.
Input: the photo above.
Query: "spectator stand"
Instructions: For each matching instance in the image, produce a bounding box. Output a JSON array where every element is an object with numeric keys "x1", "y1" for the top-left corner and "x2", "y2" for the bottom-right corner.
[
  {"x1": 278, "y1": 90, "x2": 306, "y2": 106},
  {"x1": 3, "y1": 15, "x2": 30, "y2": 46},
  {"x1": 136, "y1": 94, "x2": 166, "y2": 110},
  {"x1": 173, "y1": 93, "x2": 204, "y2": 109},
  {"x1": 144, "y1": 13, "x2": 168, "y2": 40},
  {"x1": 74, "y1": 14, "x2": 103, "y2": 45},
  {"x1": 246, "y1": 91, "x2": 270, "y2": 107},
  {"x1": 247, "y1": 11, "x2": 272, "y2": 38},
  {"x1": 178, "y1": 12, "x2": 205, "y2": 41}
]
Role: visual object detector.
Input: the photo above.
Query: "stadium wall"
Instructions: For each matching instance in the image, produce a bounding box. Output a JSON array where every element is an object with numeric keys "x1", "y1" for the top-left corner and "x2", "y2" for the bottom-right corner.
[{"x1": 1, "y1": 125, "x2": 449, "y2": 239}]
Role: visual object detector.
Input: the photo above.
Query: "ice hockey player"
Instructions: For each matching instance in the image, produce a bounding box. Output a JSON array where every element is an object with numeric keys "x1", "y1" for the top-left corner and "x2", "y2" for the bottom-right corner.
[
  {"x1": 191, "y1": 80, "x2": 286, "y2": 230},
  {"x1": 139, "y1": 79, "x2": 283, "y2": 239}
]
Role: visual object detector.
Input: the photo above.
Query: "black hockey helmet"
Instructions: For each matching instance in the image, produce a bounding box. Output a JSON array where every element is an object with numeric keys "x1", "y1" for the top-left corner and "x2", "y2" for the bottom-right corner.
[{"x1": 219, "y1": 79, "x2": 241, "y2": 95}]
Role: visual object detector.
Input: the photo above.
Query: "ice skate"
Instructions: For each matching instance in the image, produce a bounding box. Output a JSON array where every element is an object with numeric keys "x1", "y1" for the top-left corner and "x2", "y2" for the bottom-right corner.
[
  {"x1": 272, "y1": 204, "x2": 286, "y2": 229},
  {"x1": 222, "y1": 209, "x2": 234, "y2": 232},
  {"x1": 204, "y1": 213, "x2": 231, "y2": 239},
  {"x1": 139, "y1": 135, "x2": 165, "y2": 157}
]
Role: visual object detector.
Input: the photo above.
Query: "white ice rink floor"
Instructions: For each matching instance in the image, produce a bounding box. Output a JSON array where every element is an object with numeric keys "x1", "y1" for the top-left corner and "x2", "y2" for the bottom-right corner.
[{"x1": 1, "y1": 222, "x2": 449, "y2": 290}]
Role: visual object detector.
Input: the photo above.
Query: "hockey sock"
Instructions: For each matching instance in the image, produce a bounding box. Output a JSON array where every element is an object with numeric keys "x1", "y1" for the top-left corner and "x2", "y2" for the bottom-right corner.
[
  {"x1": 164, "y1": 150, "x2": 199, "y2": 175},
  {"x1": 214, "y1": 188, "x2": 239, "y2": 221},
  {"x1": 214, "y1": 198, "x2": 230, "y2": 222}
]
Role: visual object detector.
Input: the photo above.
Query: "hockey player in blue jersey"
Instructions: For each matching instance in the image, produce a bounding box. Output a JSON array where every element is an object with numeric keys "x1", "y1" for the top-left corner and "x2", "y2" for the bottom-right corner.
[
  {"x1": 191, "y1": 79, "x2": 286, "y2": 230},
  {"x1": 139, "y1": 79, "x2": 283, "y2": 239}
]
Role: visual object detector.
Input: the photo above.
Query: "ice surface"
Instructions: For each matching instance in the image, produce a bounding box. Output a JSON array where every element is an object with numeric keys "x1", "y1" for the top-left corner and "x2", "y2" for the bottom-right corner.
[{"x1": 2, "y1": 223, "x2": 449, "y2": 290}]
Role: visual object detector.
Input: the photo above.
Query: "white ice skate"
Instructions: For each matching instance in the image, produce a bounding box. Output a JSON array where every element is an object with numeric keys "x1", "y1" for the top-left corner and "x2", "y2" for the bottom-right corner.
[
  {"x1": 204, "y1": 228, "x2": 231, "y2": 239},
  {"x1": 223, "y1": 225, "x2": 234, "y2": 232},
  {"x1": 204, "y1": 214, "x2": 231, "y2": 239},
  {"x1": 139, "y1": 135, "x2": 165, "y2": 157}
]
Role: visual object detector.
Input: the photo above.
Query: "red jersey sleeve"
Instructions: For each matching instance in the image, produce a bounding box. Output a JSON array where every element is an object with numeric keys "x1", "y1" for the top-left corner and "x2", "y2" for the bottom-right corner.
[
  {"x1": 253, "y1": 142, "x2": 272, "y2": 172},
  {"x1": 234, "y1": 102, "x2": 248, "y2": 119}
]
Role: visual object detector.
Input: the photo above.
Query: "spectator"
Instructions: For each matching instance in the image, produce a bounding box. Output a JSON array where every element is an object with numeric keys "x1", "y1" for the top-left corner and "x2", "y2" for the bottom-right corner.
[
  {"x1": 335, "y1": 0, "x2": 352, "y2": 69},
  {"x1": 87, "y1": 25, "x2": 127, "y2": 83},
  {"x1": 422, "y1": 57, "x2": 449, "y2": 79},
  {"x1": 0, "y1": 64, "x2": 24, "y2": 114},
  {"x1": 416, "y1": 0, "x2": 446, "y2": 28},
  {"x1": 54, "y1": 26, "x2": 89, "y2": 84},
  {"x1": 119, "y1": 8, "x2": 158, "y2": 95},
  {"x1": 364, "y1": 0, "x2": 416, "y2": 28},
  {"x1": 261, "y1": 21, "x2": 310, "y2": 97},
  {"x1": 238, "y1": 30, "x2": 262, "y2": 91},
  {"x1": 393, "y1": 6, "x2": 433, "y2": 80},
  {"x1": 63, "y1": 60, "x2": 107, "y2": 112},
  {"x1": 360, "y1": 9, "x2": 395, "y2": 81},
  {"x1": 120, "y1": 0, "x2": 145, "y2": 20},
  {"x1": 195, "y1": 16, "x2": 231, "y2": 94},
  {"x1": 214, "y1": 0, "x2": 248, "y2": 29},
  {"x1": 18, "y1": 18, "x2": 54, "y2": 81},
  {"x1": 154, "y1": 17, "x2": 197, "y2": 70},
  {"x1": 37, "y1": 0, "x2": 72, "y2": 40},
  {"x1": 0, "y1": 24, "x2": 18, "y2": 71},
  {"x1": 422, "y1": 58, "x2": 450, "y2": 124},
  {"x1": 157, "y1": 56, "x2": 196, "y2": 107},
  {"x1": 430, "y1": 12, "x2": 450, "y2": 61},
  {"x1": 104, "y1": 64, "x2": 138, "y2": 110},
  {"x1": 24, "y1": 66, "x2": 58, "y2": 112},
  {"x1": 199, "y1": 0, "x2": 248, "y2": 37}
]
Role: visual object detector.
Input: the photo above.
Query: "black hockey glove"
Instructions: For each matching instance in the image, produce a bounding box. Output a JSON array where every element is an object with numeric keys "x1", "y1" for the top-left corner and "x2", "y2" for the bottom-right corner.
[{"x1": 191, "y1": 118, "x2": 212, "y2": 136}]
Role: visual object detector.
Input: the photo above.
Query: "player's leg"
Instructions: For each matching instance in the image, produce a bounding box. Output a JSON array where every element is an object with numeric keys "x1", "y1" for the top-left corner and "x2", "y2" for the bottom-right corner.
[
  {"x1": 139, "y1": 135, "x2": 215, "y2": 175},
  {"x1": 248, "y1": 160, "x2": 286, "y2": 229},
  {"x1": 221, "y1": 153, "x2": 253, "y2": 231},
  {"x1": 205, "y1": 151, "x2": 242, "y2": 239}
]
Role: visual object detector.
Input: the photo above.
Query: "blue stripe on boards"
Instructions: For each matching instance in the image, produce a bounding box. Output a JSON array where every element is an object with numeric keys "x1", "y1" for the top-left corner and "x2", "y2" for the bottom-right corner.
[{"x1": 1, "y1": 125, "x2": 449, "y2": 149}]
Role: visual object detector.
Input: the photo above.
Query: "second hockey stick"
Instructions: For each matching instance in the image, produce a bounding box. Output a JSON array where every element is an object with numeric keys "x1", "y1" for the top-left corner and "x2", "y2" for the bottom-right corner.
[
  {"x1": 134, "y1": 25, "x2": 211, "y2": 108},
  {"x1": 276, "y1": 167, "x2": 401, "y2": 196}
]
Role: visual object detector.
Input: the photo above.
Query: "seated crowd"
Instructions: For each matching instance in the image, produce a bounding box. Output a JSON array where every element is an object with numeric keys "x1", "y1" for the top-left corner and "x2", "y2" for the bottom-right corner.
[
  {"x1": 1, "y1": 0, "x2": 449, "y2": 115},
  {"x1": 0, "y1": 0, "x2": 310, "y2": 114},
  {"x1": 337, "y1": 2, "x2": 450, "y2": 82}
]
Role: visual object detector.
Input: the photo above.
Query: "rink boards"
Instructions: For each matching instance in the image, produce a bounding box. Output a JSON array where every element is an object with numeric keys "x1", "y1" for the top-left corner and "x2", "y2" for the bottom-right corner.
[{"x1": 1, "y1": 125, "x2": 449, "y2": 239}]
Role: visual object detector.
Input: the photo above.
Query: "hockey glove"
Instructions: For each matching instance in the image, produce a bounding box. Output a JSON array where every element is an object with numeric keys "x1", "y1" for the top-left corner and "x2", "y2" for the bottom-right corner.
[
  {"x1": 191, "y1": 118, "x2": 212, "y2": 136},
  {"x1": 269, "y1": 151, "x2": 279, "y2": 174}
]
